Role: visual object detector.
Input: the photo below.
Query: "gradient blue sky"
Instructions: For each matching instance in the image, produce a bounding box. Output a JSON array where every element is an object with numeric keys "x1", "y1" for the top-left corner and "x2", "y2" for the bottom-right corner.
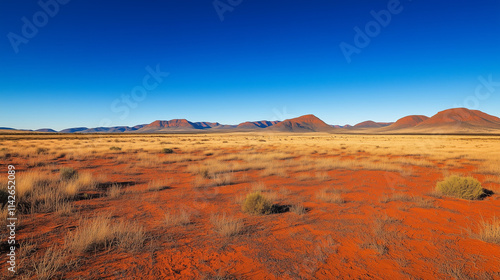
[{"x1": 1, "y1": 0, "x2": 500, "y2": 130}]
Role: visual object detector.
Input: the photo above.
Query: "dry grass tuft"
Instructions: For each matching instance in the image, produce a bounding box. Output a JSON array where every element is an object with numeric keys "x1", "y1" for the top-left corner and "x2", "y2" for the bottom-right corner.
[
  {"x1": 315, "y1": 171, "x2": 331, "y2": 181},
  {"x1": 164, "y1": 209, "x2": 191, "y2": 226},
  {"x1": 316, "y1": 188, "x2": 344, "y2": 204},
  {"x1": 211, "y1": 172, "x2": 234, "y2": 186},
  {"x1": 210, "y1": 213, "x2": 243, "y2": 237},
  {"x1": 16, "y1": 170, "x2": 98, "y2": 213},
  {"x1": 65, "y1": 215, "x2": 145, "y2": 253},
  {"x1": 380, "y1": 193, "x2": 413, "y2": 203},
  {"x1": 290, "y1": 203, "x2": 306, "y2": 215},
  {"x1": 33, "y1": 246, "x2": 67, "y2": 280},
  {"x1": 55, "y1": 201, "x2": 75, "y2": 216},
  {"x1": 17, "y1": 170, "x2": 48, "y2": 198},
  {"x1": 107, "y1": 184, "x2": 123, "y2": 198},
  {"x1": 413, "y1": 196, "x2": 437, "y2": 208},
  {"x1": 476, "y1": 217, "x2": 500, "y2": 244},
  {"x1": 147, "y1": 178, "x2": 172, "y2": 191}
]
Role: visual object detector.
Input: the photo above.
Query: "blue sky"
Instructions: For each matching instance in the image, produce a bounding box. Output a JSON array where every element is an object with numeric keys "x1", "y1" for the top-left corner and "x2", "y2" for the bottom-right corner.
[{"x1": 1, "y1": 0, "x2": 500, "y2": 130}]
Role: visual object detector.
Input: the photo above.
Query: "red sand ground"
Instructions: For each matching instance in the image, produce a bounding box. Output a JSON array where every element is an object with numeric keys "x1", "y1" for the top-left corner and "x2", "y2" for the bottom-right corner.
[{"x1": 2, "y1": 147, "x2": 500, "y2": 279}]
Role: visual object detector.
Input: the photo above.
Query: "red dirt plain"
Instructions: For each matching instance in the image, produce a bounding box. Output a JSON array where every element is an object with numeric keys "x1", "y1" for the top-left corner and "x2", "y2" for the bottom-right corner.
[{"x1": 0, "y1": 133, "x2": 499, "y2": 279}]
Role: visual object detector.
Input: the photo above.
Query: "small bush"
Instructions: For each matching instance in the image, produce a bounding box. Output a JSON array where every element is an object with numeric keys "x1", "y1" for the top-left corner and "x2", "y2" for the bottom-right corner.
[
  {"x1": 60, "y1": 168, "x2": 78, "y2": 181},
  {"x1": 162, "y1": 148, "x2": 174, "y2": 154},
  {"x1": 435, "y1": 175, "x2": 484, "y2": 200},
  {"x1": 109, "y1": 146, "x2": 122, "y2": 151},
  {"x1": 242, "y1": 192, "x2": 273, "y2": 215}
]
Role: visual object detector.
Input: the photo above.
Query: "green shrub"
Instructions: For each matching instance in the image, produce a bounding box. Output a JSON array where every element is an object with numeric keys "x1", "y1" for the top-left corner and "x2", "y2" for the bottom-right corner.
[
  {"x1": 242, "y1": 192, "x2": 272, "y2": 215},
  {"x1": 436, "y1": 175, "x2": 484, "y2": 200},
  {"x1": 60, "y1": 168, "x2": 78, "y2": 181},
  {"x1": 109, "y1": 146, "x2": 122, "y2": 151},
  {"x1": 162, "y1": 148, "x2": 174, "y2": 154}
]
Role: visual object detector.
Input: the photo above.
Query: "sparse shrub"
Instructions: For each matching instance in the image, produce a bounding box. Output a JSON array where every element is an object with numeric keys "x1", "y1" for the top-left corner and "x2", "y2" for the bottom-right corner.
[
  {"x1": 162, "y1": 148, "x2": 174, "y2": 154},
  {"x1": 210, "y1": 213, "x2": 243, "y2": 237},
  {"x1": 435, "y1": 175, "x2": 484, "y2": 200},
  {"x1": 242, "y1": 192, "x2": 273, "y2": 215},
  {"x1": 109, "y1": 146, "x2": 122, "y2": 151},
  {"x1": 59, "y1": 167, "x2": 78, "y2": 181}
]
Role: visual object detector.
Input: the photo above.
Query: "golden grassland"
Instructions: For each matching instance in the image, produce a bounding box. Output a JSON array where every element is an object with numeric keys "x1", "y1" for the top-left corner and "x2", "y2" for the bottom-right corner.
[{"x1": 0, "y1": 132, "x2": 499, "y2": 279}]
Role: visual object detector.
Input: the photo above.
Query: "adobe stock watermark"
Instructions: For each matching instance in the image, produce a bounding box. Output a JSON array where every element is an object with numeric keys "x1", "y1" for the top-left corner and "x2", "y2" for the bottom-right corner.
[
  {"x1": 213, "y1": 0, "x2": 242, "y2": 21},
  {"x1": 6, "y1": 165, "x2": 17, "y2": 274},
  {"x1": 99, "y1": 65, "x2": 169, "y2": 127},
  {"x1": 7, "y1": 0, "x2": 71, "y2": 54},
  {"x1": 339, "y1": 0, "x2": 404, "y2": 63},
  {"x1": 455, "y1": 74, "x2": 500, "y2": 109},
  {"x1": 272, "y1": 106, "x2": 294, "y2": 121}
]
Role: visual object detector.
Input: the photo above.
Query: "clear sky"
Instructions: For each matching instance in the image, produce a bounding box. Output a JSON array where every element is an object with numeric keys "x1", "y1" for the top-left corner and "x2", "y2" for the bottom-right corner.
[{"x1": 1, "y1": 0, "x2": 500, "y2": 130}]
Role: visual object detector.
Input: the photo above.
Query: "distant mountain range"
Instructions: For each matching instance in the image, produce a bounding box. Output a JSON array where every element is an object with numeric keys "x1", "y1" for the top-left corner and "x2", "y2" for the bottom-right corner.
[{"x1": 3, "y1": 108, "x2": 500, "y2": 134}]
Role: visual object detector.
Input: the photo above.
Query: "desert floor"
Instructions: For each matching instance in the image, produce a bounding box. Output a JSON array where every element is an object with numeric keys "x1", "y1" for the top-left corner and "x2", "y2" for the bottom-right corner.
[{"x1": 0, "y1": 133, "x2": 499, "y2": 279}]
